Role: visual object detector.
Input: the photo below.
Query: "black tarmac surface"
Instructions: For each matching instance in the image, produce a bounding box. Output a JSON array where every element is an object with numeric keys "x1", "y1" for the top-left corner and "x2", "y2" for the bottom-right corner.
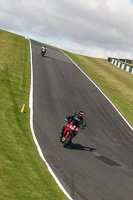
[{"x1": 31, "y1": 40, "x2": 133, "y2": 200}]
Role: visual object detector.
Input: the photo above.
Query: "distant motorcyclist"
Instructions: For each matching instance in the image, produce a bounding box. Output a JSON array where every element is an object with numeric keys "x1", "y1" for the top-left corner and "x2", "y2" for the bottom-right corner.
[
  {"x1": 41, "y1": 45, "x2": 47, "y2": 56},
  {"x1": 60, "y1": 110, "x2": 86, "y2": 141}
]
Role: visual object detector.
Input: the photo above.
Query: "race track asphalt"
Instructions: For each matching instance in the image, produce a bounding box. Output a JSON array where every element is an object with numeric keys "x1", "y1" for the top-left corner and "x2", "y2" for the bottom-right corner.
[{"x1": 31, "y1": 40, "x2": 133, "y2": 200}]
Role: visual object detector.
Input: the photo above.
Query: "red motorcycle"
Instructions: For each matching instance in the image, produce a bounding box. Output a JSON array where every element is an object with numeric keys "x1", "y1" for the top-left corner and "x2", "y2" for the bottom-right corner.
[{"x1": 60, "y1": 117, "x2": 86, "y2": 147}]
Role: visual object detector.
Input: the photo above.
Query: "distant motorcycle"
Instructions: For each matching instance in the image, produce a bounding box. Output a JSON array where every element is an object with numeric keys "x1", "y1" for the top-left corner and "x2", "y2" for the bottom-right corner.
[
  {"x1": 41, "y1": 46, "x2": 47, "y2": 56},
  {"x1": 59, "y1": 117, "x2": 86, "y2": 147}
]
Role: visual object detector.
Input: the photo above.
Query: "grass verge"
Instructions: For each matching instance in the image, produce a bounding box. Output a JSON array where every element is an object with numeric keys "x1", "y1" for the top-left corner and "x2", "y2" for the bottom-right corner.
[{"x1": 0, "y1": 29, "x2": 68, "y2": 200}]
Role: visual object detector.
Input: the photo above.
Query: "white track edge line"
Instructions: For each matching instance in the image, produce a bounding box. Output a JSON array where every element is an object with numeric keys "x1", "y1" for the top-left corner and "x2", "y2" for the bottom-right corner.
[
  {"x1": 29, "y1": 40, "x2": 73, "y2": 200},
  {"x1": 61, "y1": 50, "x2": 133, "y2": 132}
]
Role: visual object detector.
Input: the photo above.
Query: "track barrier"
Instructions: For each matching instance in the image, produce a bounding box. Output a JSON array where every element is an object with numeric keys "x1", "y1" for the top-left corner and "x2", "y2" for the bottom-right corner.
[{"x1": 108, "y1": 57, "x2": 133, "y2": 74}]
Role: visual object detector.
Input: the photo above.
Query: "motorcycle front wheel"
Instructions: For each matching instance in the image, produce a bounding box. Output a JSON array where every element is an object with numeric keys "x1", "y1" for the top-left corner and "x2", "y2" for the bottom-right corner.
[{"x1": 63, "y1": 134, "x2": 71, "y2": 147}]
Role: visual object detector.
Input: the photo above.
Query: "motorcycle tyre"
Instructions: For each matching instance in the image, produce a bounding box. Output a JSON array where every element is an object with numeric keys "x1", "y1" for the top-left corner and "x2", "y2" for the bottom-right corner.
[{"x1": 63, "y1": 134, "x2": 71, "y2": 148}]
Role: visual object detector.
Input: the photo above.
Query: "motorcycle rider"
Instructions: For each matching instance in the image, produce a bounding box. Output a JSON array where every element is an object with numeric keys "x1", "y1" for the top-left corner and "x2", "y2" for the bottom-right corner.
[
  {"x1": 41, "y1": 45, "x2": 47, "y2": 54},
  {"x1": 60, "y1": 110, "x2": 86, "y2": 142}
]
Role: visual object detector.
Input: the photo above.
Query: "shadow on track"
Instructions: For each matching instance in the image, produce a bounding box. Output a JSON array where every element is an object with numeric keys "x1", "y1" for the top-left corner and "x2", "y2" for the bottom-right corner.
[
  {"x1": 41, "y1": 55, "x2": 49, "y2": 58},
  {"x1": 66, "y1": 143, "x2": 96, "y2": 152}
]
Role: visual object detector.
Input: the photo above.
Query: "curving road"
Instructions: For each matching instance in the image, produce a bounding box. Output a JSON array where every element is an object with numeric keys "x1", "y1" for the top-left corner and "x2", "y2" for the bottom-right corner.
[{"x1": 31, "y1": 40, "x2": 133, "y2": 200}]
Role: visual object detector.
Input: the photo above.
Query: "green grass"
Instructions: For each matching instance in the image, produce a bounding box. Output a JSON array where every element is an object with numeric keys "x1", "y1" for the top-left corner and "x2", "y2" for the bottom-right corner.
[
  {"x1": 0, "y1": 29, "x2": 68, "y2": 200},
  {"x1": 62, "y1": 51, "x2": 133, "y2": 127}
]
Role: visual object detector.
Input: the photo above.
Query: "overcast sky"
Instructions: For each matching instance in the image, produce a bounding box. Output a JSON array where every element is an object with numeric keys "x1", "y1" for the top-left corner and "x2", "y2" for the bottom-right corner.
[{"x1": 0, "y1": 0, "x2": 133, "y2": 59}]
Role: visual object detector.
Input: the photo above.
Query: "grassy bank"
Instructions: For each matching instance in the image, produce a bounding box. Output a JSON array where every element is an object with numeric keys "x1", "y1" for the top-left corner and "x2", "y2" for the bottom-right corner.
[
  {"x1": 62, "y1": 51, "x2": 133, "y2": 127},
  {"x1": 0, "y1": 29, "x2": 68, "y2": 200}
]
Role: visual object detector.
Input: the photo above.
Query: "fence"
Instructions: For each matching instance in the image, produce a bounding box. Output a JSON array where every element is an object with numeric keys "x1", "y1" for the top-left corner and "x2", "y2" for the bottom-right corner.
[{"x1": 108, "y1": 57, "x2": 133, "y2": 74}]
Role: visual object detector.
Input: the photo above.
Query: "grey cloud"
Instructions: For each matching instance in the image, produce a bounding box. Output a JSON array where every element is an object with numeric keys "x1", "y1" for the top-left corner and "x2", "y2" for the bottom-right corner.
[{"x1": 0, "y1": 0, "x2": 133, "y2": 58}]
